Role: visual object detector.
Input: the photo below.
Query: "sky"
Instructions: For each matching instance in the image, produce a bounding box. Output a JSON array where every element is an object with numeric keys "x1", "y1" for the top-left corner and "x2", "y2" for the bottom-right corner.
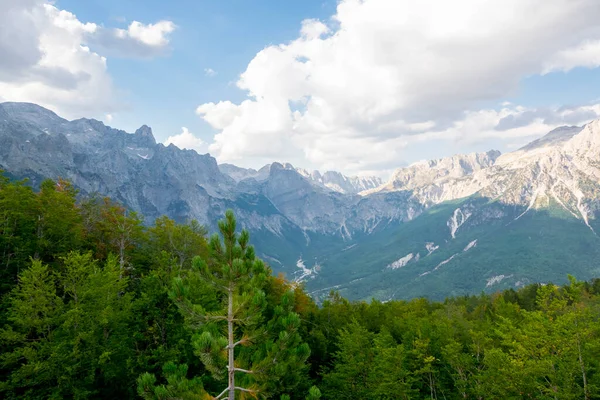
[{"x1": 1, "y1": 0, "x2": 600, "y2": 178}]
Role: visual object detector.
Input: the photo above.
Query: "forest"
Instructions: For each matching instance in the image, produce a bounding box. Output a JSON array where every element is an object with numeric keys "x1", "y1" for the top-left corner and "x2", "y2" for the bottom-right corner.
[{"x1": 1, "y1": 173, "x2": 600, "y2": 399}]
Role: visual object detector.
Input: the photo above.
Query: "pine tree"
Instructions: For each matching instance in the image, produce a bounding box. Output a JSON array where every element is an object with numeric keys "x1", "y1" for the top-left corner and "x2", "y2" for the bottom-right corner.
[
  {"x1": 137, "y1": 362, "x2": 206, "y2": 400},
  {"x1": 169, "y1": 210, "x2": 310, "y2": 399}
]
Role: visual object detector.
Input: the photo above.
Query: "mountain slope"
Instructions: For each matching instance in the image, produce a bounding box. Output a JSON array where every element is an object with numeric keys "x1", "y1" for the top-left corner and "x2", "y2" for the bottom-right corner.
[
  {"x1": 367, "y1": 150, "x2": 501, "y2": 195},
  {"x1": 311, "y1": 197, "x2": 600, "y2": 301},
  {"x1": 309, "y1": 121, "x2": 600, "y2": 300},
  {"x1": 219, "y1": 162, "x2": 382, "y2": 194},
  {"x1": 2, "y1": 101, "x2": 600, "y2": 301}
]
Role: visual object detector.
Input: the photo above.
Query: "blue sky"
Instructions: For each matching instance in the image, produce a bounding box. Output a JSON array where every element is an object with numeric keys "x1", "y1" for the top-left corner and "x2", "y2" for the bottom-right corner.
[
  {"x1": 55, "y1": 0, "x2": 338, "y2": 142},
  {"x1": 2, "y1": 0, "x2": 600, "y2": 176}
]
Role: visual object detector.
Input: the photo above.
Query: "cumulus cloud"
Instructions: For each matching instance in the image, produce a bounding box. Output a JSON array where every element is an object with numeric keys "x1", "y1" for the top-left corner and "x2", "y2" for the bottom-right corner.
[
  {"x1": 441, "y1": 104, "x2": 600, "y2": 144},
  {"x1": 93, "y1": 20, "x2": 176, "y2": 58},
  {"x1": 0, "y1": 0, "x2": 49, "y2": 81},
  {"x1": 543, "y1": 40, "x2": 600, "y2": 73},
  {"x1": 197, "y1": 0, "x2": 600, "y2": 174},
  {"x1": 164, "y1": 127, "x2": 205, "y2": 153},
  {"x1": 300, "y1": 19, "x2": 329, "y2": 39},
  {"x1": 495, "y1": 105, "x2": 600, "y2": 131},
  {"x1": 124, "y1": 20, "x2": 175, "y2": 47},
  {"x1": 0, "y1": 0, "x2": 175, "y2": 118},
  {"x1": 204, "y1": 68, "x2": 217, "y2": 77}
]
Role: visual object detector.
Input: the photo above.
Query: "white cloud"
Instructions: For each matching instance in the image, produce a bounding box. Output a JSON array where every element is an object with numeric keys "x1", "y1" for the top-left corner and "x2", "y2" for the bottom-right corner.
[
  {"x1": 123, "y1": 20, "x2": 175, "y2": 47},
  {"x1": 300, "y1": 19, "x2": 329, "y2": 39},
  {"x1": 197, "y1": 0, "x2": 600, "y2": 174},
  {"x1": 204, "y1": 68, "x2": 217, "y2": 77},
  {"x1": 406, "y1": 103, "x2": 600, "y2": 153},
  {"x1": 164, "y1": 127, "x2": 205, "y2": 153},
  {"x1": 87, "y1": 18, "x2": 176, "y2": 58},
  {"x1": 543, "y1": 40, "x2": 600, "y2": 73},
  {"x1": 105, "y1": 113, "x2": 114, "y2": 123},
  {"x1": 196, "y1": 101, "x2": 241, "y2": 129},
  {"x1": 0, "y1": 1, "x2": 175, "y2": 118},
  {"x1": 0, "y1": 2, "x2": 116, "y2": 118}
]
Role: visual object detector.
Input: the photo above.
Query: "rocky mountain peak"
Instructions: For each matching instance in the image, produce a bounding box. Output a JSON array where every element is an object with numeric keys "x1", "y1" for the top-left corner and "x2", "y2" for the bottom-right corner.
[
  {"x1": 495, "y1": 125, "x2": 583, "y2": 167},
  {"x1": 218, "y1": 161, "x2": 381, "y2": 194},
  {"x1": 370, "y1": 149, "x2": 501, "y2": 195},
  {"x1": 320, "y1": 170, "x2": 383, "y2": 194},
  {"x1": 4, "y1": 102, "x2": 600, "y2": 302},
  {"x1": 134, "y1": 125, "x2": 156, "y2": 146},
  {"x1": 564, "y1": 119, "x2": 600, "y2": 157},
  {"x1": 269, "y1": 162, "x2": 286, "y2": 173},
  {"x1": 218, "y1": 163, "x2": 261, "y2": 182},
  {"x1": 521, "y1": 125, "x2": 582, "y2": 152},
  {"x1": 0, "y1": 102, "x2": 66, "y2": 131}
]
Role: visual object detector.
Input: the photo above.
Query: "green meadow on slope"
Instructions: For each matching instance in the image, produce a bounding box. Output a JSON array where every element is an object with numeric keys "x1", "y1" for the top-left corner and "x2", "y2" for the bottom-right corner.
[{"x1": 277, "y1": 195, "x2": 600, "y2": 302}]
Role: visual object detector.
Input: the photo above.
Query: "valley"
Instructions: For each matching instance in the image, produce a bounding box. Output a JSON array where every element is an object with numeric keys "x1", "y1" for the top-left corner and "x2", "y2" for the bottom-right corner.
[{"x1": 2, "y1": 101, "x2": 600, "y2": 301}]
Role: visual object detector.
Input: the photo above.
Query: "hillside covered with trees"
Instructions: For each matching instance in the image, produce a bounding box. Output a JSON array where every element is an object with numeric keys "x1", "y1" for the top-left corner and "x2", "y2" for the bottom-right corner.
[{"x1": 1, "y1": 173, "x2": 600, "y2": 399}]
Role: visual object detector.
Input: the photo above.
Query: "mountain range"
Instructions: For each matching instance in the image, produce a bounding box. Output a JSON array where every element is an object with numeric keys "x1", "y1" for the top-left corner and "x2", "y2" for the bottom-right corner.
[{"x1": 2, "y1": 101, "x2": 600, "y2": 301}]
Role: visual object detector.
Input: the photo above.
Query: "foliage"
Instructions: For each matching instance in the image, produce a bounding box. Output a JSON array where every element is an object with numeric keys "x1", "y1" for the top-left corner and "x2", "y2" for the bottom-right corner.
[
  {"x1": 2, "y1": 173, "x2": 600, "y2": 399},
  {"x1": 164, "y1": 210, "x2": 311, "y2": 399}
]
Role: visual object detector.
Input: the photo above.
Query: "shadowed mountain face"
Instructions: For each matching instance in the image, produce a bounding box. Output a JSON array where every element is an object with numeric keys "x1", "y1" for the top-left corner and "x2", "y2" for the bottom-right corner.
[{"x1": 2, "y1": 101, "x2": 600, "y2": 301}]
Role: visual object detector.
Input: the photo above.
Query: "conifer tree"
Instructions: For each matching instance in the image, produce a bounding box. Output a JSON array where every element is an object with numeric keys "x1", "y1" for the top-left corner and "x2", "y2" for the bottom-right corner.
[{"x1": 169, "y1": 210, "x2": 310, "y2": 399}]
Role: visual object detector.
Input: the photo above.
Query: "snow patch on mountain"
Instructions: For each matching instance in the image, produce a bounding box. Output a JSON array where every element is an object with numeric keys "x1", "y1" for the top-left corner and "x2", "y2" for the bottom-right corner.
[
  {"x1": 514, "y1": 186, "x2": 542, "y2": 221},
  {"x1": 425, "y1": 242, "x2": 439, "y2": 255},
  {"x1": 486, "y1": 274, "x2": 513, "y2": 287},
  {"x1": 573, "y1": 188, "x2": 596, "y2": 234},
  {"x1": 434, "y1": 254, "x2": 458, "y2": 271},
  {"x1": 463, "y1": 239, "x2": 477, "y2": 252},
  {"x1": 302, "y1": 230, "x2": 311, "y2": 246},
  {"x1": 387, "y1": 253, "x2": 414, "y2": 269},
  {"x1": 448, "y1": 208, "x2": 471, "y2": 238},
  {"x1": 294, "y1": 258, "x2": 319, "y2": 282}
]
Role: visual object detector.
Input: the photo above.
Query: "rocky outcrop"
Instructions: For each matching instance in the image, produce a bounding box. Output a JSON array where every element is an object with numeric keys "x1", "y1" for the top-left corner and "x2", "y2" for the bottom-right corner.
[{"x1": 4, "y1": 101, "x2": 600, "y2": 301}]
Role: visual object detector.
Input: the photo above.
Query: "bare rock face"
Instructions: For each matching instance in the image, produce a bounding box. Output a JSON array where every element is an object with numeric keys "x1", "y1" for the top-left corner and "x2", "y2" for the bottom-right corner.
[
  {"x1": 358, "y1": 122, "x2": 600, "y2": 232},
  {"x1": 365, "y1": 150, "x2": 501, "y2": 196},
  {"x1": 220, "y1": 162, "x2": 382, "y2": 194},
  {"x1": 296, "y1": 168, "x2": 382, "y2": 194},
  {"x1": 4, "y1": 101, "x2": 600, "y2": 237},
  {"x1": 0, "y1": 102, "x2": 236, "y2": 227},
  {"x1": 4, "y1": 101, "x2": 600, "y2": 300},
  {"x1": 218, "y1": 163, "x2": 270, "y2": 183}
]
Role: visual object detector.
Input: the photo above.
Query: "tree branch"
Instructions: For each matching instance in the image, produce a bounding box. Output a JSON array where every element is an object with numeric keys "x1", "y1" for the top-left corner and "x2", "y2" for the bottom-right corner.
[
  {"x1": 204, "y1": 315, "x2": 228, "y2": 321},
  {"x1": 235, "y1": 387, "x2": 257, "y2": 394},
  {"x1": 234, "y1": 367, "x2": 254, "y2": 374},
  {"x1": 215, "y1": 387, "x2": 229, "y2": 399}
]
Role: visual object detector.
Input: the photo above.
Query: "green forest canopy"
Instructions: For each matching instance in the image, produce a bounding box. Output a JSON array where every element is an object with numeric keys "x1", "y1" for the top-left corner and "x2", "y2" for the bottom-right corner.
[{"x1": 1, "y1": 173, "x2": 600, "y2": 399}]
